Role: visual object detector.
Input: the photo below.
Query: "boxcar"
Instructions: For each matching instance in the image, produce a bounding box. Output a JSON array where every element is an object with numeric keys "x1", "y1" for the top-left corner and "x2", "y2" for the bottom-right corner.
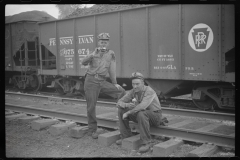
[
  {"x1": 36, "y1": 4, "x2": 235, "y2": 110},
  {"x1": 5, "y1": 20, "x2": 42, "y2": 90}
]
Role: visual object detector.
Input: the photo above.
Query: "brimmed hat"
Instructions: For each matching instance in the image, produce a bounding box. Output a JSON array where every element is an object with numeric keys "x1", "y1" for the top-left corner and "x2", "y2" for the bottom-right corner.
[
  {"x1": 131, "y1": 72, "x2": 144, "y2": 80},
  {"x1": 98, "y1": 33, "x2": 110, "y2": 40}
]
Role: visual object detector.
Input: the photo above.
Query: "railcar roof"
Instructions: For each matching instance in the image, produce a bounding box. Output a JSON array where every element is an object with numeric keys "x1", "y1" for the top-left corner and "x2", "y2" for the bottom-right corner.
[{"x1": 5, "y1": 20, "x2": 43, "y2": 24}]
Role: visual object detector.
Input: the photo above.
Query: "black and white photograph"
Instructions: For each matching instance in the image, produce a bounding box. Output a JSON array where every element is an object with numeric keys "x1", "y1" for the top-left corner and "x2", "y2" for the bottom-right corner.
[{"x1": 5, "y1": 4, "x2": 236, "y2": 158}]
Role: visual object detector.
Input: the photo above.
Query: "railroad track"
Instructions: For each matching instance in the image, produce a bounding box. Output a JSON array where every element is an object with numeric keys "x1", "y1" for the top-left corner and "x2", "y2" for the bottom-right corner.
[
  {"x1": 6, "y1": 91, "x2": 235, "y2": 150},
  {"x1": 6, "y1": 88, "x2": 235, "y2": 114},
  {"x1": 5, "y1": 102, "x2": 235, "y2": 149},
  {"x1": 5, "y1": 91, "x2": 235, "y2": 121}
]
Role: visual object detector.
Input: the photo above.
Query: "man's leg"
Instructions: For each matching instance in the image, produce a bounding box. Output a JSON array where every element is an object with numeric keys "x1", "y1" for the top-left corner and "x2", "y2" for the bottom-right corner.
[
  {"x1": 84, "y1": 76, "x2": 101, "y2": 133},
  {"x1": 118, "y1": 107, "x2": 133, "y2": 139},
  {"x1": 100, "y1": 80, "x2": 126, "y2": 101},
  {"x1": 136, "y1": 110, "x2": 162, "y2": 144},
  {"x1": 128, "y1": 110, "x2": 162, "y2": 152}
]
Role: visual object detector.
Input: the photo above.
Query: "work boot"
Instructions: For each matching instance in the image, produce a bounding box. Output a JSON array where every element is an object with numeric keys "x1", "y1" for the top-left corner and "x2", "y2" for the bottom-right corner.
[
  {"x1": 138, "y1": 143, "x2": 151, "y2": 153},
  {"x1": 91, "y1": 131, "x2": 99, "y2": 139},
  {"x1": 87, "y1": 129, "x2": 97, "y2": 138},
  {"x1": 116, "y1": 139, "x2": 122, "y2": 145},
  {"x1": 87, "y1": 131, "x2": 93, "y2": 136}
]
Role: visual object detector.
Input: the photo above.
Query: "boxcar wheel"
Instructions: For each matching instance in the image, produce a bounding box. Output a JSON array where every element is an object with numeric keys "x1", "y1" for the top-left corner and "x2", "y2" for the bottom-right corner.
[
  {"x1": 30, "y1": 74, "x2": 42, "y2": 92},
  {"x1": 192, "y1": 95, "x2": 217, "y2": 111},
  {"x1": 55, "y1": 83, "x2": 66, "y2": 95}
]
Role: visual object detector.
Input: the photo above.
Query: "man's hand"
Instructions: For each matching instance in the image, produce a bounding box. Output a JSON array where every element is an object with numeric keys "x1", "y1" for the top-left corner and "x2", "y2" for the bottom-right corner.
[
  {"x1": 122, "y1": 112, "x2": 129, "y2": 120},
  {"x1": 126, "y1": 103, "x2": 135, "y2": 109},
  {"x1": 116, "y1": 101, "x2": 125, "y2": 108},
  {"x1": 114, "y1": 84, "x2": 121, "y2": 90},
  {"x1": 117, "y1": 102, "x2": 135, "y2": 109}
]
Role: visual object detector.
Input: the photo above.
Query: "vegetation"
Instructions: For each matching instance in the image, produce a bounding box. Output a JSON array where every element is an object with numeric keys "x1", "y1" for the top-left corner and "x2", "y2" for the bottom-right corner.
[{"x1": 56, "y1": 4, "x2": 150, "y2": 19}]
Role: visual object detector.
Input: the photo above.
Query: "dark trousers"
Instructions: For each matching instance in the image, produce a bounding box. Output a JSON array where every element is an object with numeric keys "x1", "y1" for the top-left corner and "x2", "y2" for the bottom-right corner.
[
  {"x1": 118, "y1": 107, "x2": 162, "y2": 144},
  {"x1": 84, "y1": 75, "x2": 126, "y2": 132}
]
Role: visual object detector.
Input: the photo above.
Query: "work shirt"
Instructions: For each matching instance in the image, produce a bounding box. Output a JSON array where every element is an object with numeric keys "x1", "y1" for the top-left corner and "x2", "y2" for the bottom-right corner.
[
  {"x1": 118, "y1": 85, "x2": 161, "y2": 114},
  {"x1": 81, "y1": 48, "x2": 117, "y2": 84}
]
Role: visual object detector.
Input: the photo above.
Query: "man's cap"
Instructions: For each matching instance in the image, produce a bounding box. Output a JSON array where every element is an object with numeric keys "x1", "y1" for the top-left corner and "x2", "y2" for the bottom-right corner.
[
  {"x1": 98, "y1": 33, "x2": 110, "y2": 40},
  {"x1": 131, "y1": 72, "x2": 144, "y2": 80}
]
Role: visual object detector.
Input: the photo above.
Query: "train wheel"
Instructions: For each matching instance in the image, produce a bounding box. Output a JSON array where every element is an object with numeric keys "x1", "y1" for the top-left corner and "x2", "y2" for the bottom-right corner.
[
  {"x1": 56, "y1": 88, "x2": 66, "y2": 95},
  {"x1": 55, "y1": 83, "x2": 66, "y2": 95},
  {"x1": 12, "y1": 76, "x2": 25, "y2": 90},
  {"x1": 36, "y1": 75, "x2": 43, "y2": 91},
  {"x1": 29, "y1": 74, "x2": 42, "y2": 91},
  {"x1": 12, "y1": 77, "x2": 18, "y2": 89},
  {"x1": 192, "y1": 94, "x2": 217, "y2": 111}
]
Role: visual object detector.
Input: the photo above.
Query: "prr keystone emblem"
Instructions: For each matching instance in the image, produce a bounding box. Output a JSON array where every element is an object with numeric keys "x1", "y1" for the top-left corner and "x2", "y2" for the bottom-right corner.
[{"x1": 188, "y1": 23, "x2": 214, "y2": 52}]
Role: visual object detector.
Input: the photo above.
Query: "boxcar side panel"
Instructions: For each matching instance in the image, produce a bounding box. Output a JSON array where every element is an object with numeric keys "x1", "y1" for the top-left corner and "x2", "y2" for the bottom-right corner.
[
  {"x1": 223, "y1": 4, "x2": 235, "y2": 82},
  {"x1": 76, "y1": 16, "x2": 95, "y2": 76},
  {"x1": 96, "y1": 12, "x2": 121, "y2": 77},
  {"x1": 183, "y1": 4, "x2": 220, "y2": 81},
  {"x1": 11, "y1": 22, "x2": 24, "y2": 58},
  {"x1": 57, "y1": 19, "x2": 76, "y2": 76},
  {"x1": 223, "y1": 4, "x2": 235, "y2": 54},
  {"x1": 40, "y1": 22, "x2": 57, "y2": 57},
  {"x1": 24, "y1": 22, "x2": 39, "y2": 32},
  {"x1": 121, "y1": 8, "x2": 148, "y2": 77},
  {"x1": 149, "y1": 5, "x2": 180, "y2": 79}
]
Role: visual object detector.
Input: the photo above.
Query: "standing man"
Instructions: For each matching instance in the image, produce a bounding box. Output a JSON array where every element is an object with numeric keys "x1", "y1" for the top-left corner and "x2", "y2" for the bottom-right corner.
[
  {"x1": 116, "y1": 72, "x2": 163, "y2": 153},
  {"x1": 81, "y1": 33, "x2": 126, "y2": 139}
]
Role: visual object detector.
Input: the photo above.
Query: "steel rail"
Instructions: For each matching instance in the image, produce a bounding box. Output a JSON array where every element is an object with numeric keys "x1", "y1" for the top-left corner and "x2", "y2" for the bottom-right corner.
[
  {"x1": 5, "y1": 103, "x2": 234, "y2": 148},
  {"x1": 6, "y1": 91, "x2": 235, "y2": 121},
  {"x1": 133, "y1": 124, "x2": 234, "y2": 148}
]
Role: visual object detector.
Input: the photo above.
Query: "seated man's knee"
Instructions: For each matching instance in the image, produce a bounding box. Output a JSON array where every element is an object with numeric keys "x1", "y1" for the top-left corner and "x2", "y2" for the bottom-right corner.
[
  {"x1": 121, "y1": 87, "x2": 126, "y2": 94},
  {"x1": 118, "y1": 91, "x2": 125, "y2": 99},
  {"x1": 137, "y1": 111, "x2": 147, "y2": 120},
  {"x1": 118, "y1": 107, "x2": 124, "y2": 114}
]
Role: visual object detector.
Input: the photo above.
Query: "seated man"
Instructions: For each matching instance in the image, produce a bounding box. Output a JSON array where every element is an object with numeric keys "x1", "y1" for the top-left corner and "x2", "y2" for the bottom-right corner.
[{"x1": 116, "y1": 72, "x2": 163, "y2": 153}]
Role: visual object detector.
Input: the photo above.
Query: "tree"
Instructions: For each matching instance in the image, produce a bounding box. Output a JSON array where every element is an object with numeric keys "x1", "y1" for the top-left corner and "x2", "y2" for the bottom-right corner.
[
  {"x1": 55, "y1": 4, "x2": 91, "y2": 19},
  {"x1": 66, "y1": 4, "x2": 149, "y2": 19}
]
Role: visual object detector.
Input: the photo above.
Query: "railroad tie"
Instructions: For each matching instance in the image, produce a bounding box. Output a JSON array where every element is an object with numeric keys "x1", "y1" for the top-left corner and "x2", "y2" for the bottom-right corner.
[
  {"x1": 5, "y1": 110, "x2": 15, "y2": 116},
  {"x1": 187, "y1": 143, "x2": 219, "y2": 157},
  {"x1": 49, "y1": 122, "x2": 76, "y2": 136},
  {"x1": 6, "y1": 113, "x2": 27, "y2": 121},
  {"x1": 122, "y1": 134, "x2": 143, "y2": 150},
  {"x1": 152, "y1": 138, "x2": 184, "y2": 157},
  {"x1": 31, "y1": 119, "x2": 59, "y2": 131},
  {"x1": 69, "y1": 126, "x2": 89, "y2": 138},
  {"x1": 195, "y1": 123, "x2": 223, "y2": 132},
  {"x1": 167, "y1": 119, "x2": 193, "y2": 128},
  {"x1": 18, "y1": 115, "x2": 41, "y2": 123},
  {"x1": 98, "y1": 130, "x2": 121, "y2": 146}
]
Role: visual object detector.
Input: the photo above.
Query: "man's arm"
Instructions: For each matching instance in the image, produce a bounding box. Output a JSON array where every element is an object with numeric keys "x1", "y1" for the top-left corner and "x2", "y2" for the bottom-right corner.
[
  {"x1": 117, "y1": 90, "x2": 133, "y2": 108},
  {"x1": 128, "y1": 89, "x2": 156, "y2": 114},
  {"x1": 81, "y1": 49, "x2": 97, "y2": 66}
]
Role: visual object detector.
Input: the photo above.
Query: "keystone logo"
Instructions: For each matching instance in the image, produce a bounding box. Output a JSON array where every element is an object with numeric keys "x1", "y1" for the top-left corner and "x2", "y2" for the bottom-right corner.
[{"x1": 188, "y1": 23, "x2": 214, "y2": 52}]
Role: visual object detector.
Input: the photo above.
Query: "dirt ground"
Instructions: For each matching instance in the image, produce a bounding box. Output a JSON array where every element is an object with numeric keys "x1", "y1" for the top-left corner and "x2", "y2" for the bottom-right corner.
[{"x1": 5, "y1": 119, "x2": 161, "y2": 158}]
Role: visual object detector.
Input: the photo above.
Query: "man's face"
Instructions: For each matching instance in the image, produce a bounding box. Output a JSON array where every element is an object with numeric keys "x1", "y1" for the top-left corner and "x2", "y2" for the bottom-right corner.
[
  {"x1": 132, "y1": 79, "x2": 144, "y2": 92},
  {"x1": 98, "y1": 40, "x2": 109, "y2": 50}
]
